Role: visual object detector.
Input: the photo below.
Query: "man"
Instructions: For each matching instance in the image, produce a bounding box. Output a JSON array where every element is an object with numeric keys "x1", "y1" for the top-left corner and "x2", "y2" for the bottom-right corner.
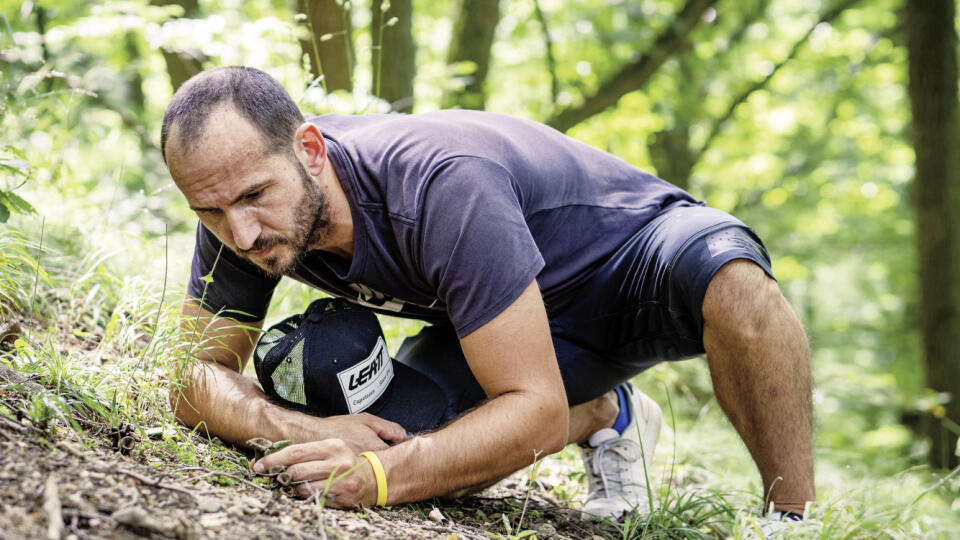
[{"x1": 164, "y1": 66, "x2": 814, "y2": 520}]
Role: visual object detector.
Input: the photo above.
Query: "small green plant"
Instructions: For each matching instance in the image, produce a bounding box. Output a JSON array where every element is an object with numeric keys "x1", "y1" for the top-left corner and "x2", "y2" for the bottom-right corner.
[
  {"x1": 0, "y1": 145, "x2": 37, "y2": 224},
  {"x1": 483, "y1": 452, "x2": 544, "y2": 540}
]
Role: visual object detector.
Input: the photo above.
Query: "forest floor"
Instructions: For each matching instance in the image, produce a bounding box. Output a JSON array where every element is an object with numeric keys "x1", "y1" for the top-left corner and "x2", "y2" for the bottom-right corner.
[
  {"x1": 0, "y1": 315, "x2": 632, "y2": 540},
  {"x1": 0, "y1": 415, "x2": 599, "y2": 540}
]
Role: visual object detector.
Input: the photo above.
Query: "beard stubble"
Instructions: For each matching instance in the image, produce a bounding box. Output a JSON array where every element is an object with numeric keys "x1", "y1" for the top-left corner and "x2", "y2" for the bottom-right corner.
[{"x1": 238, "y1": 158, "x2": 330, "y2": 277}]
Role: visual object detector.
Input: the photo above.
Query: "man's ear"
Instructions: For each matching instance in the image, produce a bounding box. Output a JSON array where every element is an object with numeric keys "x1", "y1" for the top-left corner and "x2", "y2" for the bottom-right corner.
[{"x1": 294, "y1": 122, "x2": 327, "y2": 176}]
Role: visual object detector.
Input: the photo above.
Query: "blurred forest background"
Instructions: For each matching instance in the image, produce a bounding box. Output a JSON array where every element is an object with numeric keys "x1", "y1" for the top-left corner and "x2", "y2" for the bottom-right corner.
[{"x1": 1, "y1": 0, "x2": 959, "y2": 535}]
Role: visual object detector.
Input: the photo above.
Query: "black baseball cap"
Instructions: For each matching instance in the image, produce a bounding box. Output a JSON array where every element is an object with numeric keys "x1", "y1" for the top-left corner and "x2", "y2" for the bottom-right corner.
[{"x1": 253, "y1": 298, "x2": 447, "y2": 433}]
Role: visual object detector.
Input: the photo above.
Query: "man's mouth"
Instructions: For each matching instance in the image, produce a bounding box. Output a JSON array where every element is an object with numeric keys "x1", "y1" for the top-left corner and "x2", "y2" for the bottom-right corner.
[{"x1": 252, "y1": 246, "x2": 274, "y2": 258}]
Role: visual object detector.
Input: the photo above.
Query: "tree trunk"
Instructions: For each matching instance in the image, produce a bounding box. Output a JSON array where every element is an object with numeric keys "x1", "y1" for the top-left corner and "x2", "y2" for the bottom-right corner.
[
  {"x1": 372, "y1": 0, "x2": 415, "y2": 112},
  {"x1": 442, "y1": 0, "x2": 499, "y2": 110},
  {"x1": 152, "y1": 0, "x2": 205, "y2": 92},
  {"x1": 298, "y1": 0, "x2": 353, "y2": 92},
  {"x1": 648, "y1": 127, "x2": 694, "y2": 191},
  {"x1": 906, "y1": 0, "x2": 960, "y2": 470},
  {"x1": 125, "y1": 32, "x2": 145, "y2": 116}
]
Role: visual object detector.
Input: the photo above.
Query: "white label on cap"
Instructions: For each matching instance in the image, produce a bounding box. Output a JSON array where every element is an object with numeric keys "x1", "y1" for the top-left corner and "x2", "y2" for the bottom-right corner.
[{"x1": 336, "y1": 336, "x2": 394, "y2": 414}]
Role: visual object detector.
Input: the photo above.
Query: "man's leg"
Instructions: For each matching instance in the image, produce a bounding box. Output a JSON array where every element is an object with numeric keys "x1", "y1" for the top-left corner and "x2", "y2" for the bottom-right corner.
[
  {"x1": 701, "y1": 259, "x2": 815, "y2": 515},
  {"x1": 397, "y1": 323, "x2": 638, "y2": 443},
  {"x1": 567, "y1": 390, "x2": 619, "y2": 443}
]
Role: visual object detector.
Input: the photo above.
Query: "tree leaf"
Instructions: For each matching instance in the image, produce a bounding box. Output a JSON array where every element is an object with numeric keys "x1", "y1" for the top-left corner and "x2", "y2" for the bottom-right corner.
[
  {"x1": 1, "y1": 145, "x2": 26, "y2": 160},
  {"x1": 0, "y1": 157, "x2": 30, "y2": 177},
  {"x1": 2, "y1": 191, "x2": 35, "y2": 214}
]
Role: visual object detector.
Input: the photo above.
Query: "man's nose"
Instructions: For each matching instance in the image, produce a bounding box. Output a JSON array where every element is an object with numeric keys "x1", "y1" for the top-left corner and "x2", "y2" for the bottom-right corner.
[{"x1": 225, "y1": 208, "x2": 261, "y2": 251}]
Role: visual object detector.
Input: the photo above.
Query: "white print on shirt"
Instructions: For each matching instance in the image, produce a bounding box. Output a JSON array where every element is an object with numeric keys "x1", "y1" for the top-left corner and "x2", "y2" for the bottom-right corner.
[{"x1": 348, "y1": 283, "x2": 407, "y2": 312}]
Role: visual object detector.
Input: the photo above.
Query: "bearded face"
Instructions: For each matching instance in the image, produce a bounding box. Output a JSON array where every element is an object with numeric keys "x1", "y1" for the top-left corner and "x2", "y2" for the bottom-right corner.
[
  {"x1": 233, "y1": 157, "x2": 331, "y2": 277},
  {"x1": 168, "y1": 107, "x2": 337, "y2": 279}
]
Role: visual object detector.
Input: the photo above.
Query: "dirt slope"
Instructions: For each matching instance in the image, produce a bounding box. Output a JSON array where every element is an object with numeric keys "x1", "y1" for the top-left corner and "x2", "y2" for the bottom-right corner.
[{"x1": 0, "y1": 368, "x2": 603, "y2": 539}]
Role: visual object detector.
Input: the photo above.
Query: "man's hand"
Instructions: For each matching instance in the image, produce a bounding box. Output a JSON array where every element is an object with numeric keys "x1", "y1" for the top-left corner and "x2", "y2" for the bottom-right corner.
[
  {"x1": 294, "y1": 413, "x2": 409, "y2": 452},
  {"x1": 252, "y1": 439, "x2": 378, "y2": 508}
]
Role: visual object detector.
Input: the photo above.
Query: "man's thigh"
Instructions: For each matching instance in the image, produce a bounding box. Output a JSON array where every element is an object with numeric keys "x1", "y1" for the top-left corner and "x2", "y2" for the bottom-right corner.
[{"x1": 548, "y1": 203, "x2": 776, "y2": 379}]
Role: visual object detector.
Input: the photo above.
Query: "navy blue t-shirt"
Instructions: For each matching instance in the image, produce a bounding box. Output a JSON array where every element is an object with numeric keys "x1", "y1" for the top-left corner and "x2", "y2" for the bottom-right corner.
[{"x1": 187, "y1": 110, "x2": 697, "y2": 338}]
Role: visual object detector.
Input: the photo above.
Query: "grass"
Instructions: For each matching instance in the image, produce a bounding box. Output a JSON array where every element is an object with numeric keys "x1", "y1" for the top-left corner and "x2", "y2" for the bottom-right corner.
[{"x1": 0, "y1": 192, "x2": 959, "y2": 539}]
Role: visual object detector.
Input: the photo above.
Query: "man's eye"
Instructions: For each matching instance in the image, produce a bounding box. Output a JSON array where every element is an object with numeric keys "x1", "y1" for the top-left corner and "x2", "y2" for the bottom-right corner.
[{"x1": 245, "y1": 190, "x2": 262, "y2": 200}]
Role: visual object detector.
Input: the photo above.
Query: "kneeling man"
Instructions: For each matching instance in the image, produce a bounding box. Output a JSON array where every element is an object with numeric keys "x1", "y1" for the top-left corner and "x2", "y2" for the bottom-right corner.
[{"x1": 164, "y1": 66, "x2": 814, "y2": 520}]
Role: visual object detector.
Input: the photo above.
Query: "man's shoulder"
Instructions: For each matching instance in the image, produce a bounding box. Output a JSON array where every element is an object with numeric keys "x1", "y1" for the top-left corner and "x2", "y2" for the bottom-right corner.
[{"x1": 307, "y1": 111, "x2": 548, "y2": 159}]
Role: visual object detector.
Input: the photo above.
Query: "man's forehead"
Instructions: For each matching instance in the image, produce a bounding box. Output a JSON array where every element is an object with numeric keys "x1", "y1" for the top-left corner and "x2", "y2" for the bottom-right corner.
[{"x1": 167, "y1": 109, "x2": 271, "y2": 179}]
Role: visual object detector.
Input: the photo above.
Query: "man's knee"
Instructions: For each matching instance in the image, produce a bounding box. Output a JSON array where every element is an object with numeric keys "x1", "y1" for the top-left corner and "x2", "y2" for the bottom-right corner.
[{"x1": 702, "y1": 259, "x2": 785, "y2": 344}]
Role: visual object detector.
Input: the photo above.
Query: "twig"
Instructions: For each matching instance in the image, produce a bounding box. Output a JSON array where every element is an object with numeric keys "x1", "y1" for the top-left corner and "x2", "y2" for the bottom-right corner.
[
  {"x1": 61, "y1": 508, "x2": 114, "y2": 522},
  {"x1": 43, "y1": 474, "x2": 63, "y2": 540},
  {"x1": 68, "y1": 513, "x2": 85, "y2": 540},
  {"x1": 0, "y1": 364, "x2": 45, "y2": 393},
  {"x1": 0, "y1": 414, "x2": 28, "y2": 433},
  {"x1": 117, "y1": 468, "x2": 199, "y2": 499},
  {"x1": 532, "y1": 0, "x2": 558, "y2": 105}
]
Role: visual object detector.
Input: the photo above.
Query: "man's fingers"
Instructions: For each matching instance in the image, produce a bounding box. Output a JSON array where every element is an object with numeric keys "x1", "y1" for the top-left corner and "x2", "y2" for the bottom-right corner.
[
  {"x1": 361, "y1": 414, "x2": 409, "y2": 443},
  {"x1": 253, "y1": 439, "x2": 349, "y2": 472},
  {"x1": 285, "y1": 456, "x2": 359, "y2": 484},
  {"x1": 250, "y1": 438, "x2": 375, "y2": 507},
  {"x1": 295, "y1": 469, "x2": 369, "y2": 508}
]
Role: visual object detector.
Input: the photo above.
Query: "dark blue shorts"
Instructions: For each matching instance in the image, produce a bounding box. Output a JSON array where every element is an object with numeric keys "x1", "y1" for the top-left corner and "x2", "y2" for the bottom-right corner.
[{"x1": 396, "y1": 203, "x2": 774, "y2": 421}]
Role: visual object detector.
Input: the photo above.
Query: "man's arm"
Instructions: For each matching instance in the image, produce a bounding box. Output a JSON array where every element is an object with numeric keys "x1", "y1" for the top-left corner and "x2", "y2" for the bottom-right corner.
[
  {"x1": 254, "y1": 281, "x2": 570, "y2": 506},
  {"x1": 172, "y1": 298, "x2": 408, "y2": 450}
]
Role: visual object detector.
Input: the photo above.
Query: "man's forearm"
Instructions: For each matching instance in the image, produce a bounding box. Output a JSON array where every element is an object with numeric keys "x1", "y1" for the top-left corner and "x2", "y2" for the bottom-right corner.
[
  {"x1": 377, "y1": 388, "x2": 568, "y2": 503},
  {"x1": 171, "y1": 361, "x2": 301, "y2": 446},
  {"x1": 171, "y1": 360, "x2": 408, "y2": 450}
]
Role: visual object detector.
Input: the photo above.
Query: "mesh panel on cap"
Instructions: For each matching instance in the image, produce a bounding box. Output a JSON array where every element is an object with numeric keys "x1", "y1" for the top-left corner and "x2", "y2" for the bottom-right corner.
[
  {"x1": 255, "y1": 326, "x2": 288, "y2": 362},
  {"x1": 271, "y1": 338, "x2": 307, "y2": 405}
]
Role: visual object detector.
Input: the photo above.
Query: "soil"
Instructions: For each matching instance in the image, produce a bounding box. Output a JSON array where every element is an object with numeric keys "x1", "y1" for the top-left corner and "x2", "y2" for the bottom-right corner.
[{"x1": 0, "y1": 364, "x2": 607, "y2": 540}]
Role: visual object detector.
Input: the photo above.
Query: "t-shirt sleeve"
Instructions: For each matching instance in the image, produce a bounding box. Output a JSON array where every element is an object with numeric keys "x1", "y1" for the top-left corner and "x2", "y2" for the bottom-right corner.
[
  {"x1": 417, "y1": 157, "x2": 545, "y2": 338},
  {"x1": 186, "y1": 223, "x2": 280, "y2": 322}
]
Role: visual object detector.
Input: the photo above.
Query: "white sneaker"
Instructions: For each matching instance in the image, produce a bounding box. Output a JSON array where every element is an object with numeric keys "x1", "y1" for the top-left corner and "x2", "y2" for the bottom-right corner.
[
  {"x1": 754, "y1": 510, "x2": 808, "y2": 538},
  {"x1": 579, "y1": 383, "x2": 662, "y2": 521}
]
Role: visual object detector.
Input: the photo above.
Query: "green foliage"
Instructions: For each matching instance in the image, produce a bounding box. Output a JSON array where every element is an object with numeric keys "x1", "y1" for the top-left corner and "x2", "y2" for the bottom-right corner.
[
  {"x1": 0, "y1": 145, "x2": 36, "y2": 223},
  {"x1": 0, "y1": 0, "x2": 956, "y2": 536}
]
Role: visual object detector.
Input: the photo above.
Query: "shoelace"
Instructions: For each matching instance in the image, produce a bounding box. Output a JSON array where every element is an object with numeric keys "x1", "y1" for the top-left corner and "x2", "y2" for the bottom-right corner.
[{"x1": 589, "y1": 437, "x2": 642, "y2": 498}]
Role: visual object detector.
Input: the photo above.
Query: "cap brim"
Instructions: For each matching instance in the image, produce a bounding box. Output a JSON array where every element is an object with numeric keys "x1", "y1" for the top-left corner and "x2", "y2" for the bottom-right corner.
[{"x1": 368, "y1": 361, "x2": 447, "y2": 433}]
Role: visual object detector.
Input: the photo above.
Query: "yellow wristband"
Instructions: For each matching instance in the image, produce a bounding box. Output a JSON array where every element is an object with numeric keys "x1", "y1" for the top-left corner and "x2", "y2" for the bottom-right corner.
[{"x1": 358, "y1": 451, "x2": 388, "y2": 506}]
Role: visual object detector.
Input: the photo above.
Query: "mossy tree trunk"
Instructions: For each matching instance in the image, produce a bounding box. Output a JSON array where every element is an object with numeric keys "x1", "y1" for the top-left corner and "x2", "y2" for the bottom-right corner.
[{"x1": 906, "y1": 0, "x2": 960, "y2": 470}]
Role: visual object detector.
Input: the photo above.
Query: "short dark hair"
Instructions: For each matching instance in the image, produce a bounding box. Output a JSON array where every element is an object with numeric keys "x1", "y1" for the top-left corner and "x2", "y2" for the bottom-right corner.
[{"x1": 161, "y1": 66, "x2": 305, "y2": 161}]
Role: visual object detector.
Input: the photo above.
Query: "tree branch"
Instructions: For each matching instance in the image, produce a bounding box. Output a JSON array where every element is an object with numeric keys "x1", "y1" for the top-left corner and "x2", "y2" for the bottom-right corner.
[
  {"x1": 532, "y1": 0, "x2": 558, "y2": 105},
  {"x1": 694, "y1": 0, "x2": 863, "y2": 161},
  {"x1": 545, "y1": 0, "x2": 718, "y2": 132}
]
